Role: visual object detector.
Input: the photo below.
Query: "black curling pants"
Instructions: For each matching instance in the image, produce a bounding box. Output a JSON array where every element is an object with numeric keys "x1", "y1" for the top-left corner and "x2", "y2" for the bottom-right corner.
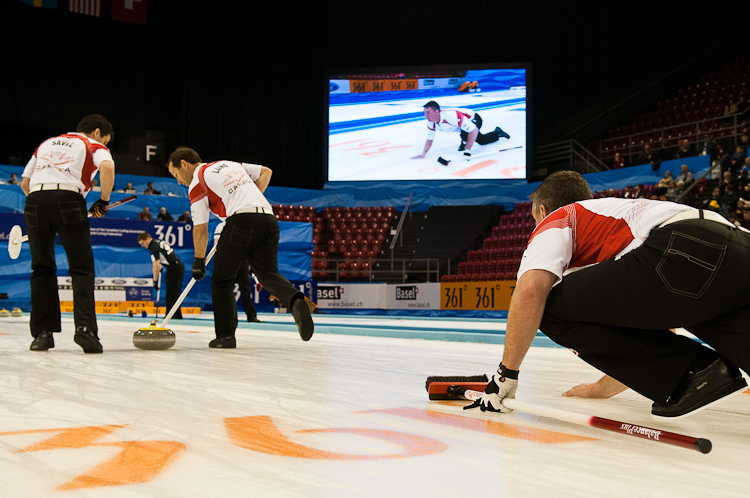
[
  {"x1": 165, "y1": 260, "x2": 184, "y2": 319},
  {"x1": 236, "y1": 260, "x2": 258, "y2": 319},
  {"x1": 540, "y1": 219, "x2": 750, "y2": 403},
  {"x1": 24, "y1": 190, "x2": 97, "y2": 337},
  {"x1": 211, "y1": 213, "x2": 302, "y2": 338}
]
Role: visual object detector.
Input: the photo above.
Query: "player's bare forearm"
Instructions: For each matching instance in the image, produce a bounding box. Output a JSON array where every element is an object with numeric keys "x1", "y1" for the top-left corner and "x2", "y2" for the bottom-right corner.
[
  {"x1": 255, "y1": 166, "x2": 272, "y2": 193},
  {"x1": 98, "y1": 160, "x2": 115, "y2": 201},
  {"x1": 193, "y1": 223, "x2": 208, "y2": 258},
  {"x1": 21, "y1": 177, "x2": 30, "y2": 196},
  {"x1": 412, "y1": 140, "x2": 432, "y2": 159},
  {"x1": 501, "y1": 270, "x2": 556, "y2": 370},
  {"x1": 563, "y1": 375, "x2": 629, "y2": 398}
]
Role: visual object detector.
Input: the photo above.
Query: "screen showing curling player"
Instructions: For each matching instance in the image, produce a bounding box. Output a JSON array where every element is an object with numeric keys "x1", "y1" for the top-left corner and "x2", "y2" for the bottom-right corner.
[{"x1": 328, "y1": 65, "x2": 528, "y2": 182}]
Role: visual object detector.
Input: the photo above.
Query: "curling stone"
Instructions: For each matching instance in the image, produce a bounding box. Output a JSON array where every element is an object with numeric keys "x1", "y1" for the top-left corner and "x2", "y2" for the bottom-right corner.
[
  {"x1": 133, "y1": 324, "x2": 176, "y2": 350},
  {"x1": 10, "y1": 307, "x2": 23, "y2": 317},
  {"x1": 0, "y1": 308, "x2": 9, "y2": 318}
]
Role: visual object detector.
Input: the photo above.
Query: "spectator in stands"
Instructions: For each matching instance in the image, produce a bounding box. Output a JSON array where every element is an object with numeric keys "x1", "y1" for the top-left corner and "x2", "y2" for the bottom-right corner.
[
  {"x1": 652, "y1": 171, "x2": 673, "y2": 198},
  {"x1": 137, "y1": 206, "x2": 153, "y2": 221},
  {"x1": 721, "y1": 169, "x2": 739, "y2": 193},
  {"x1": 675, "y1": 164, "x2": 694, "y2": 185},
  {"x1": 637, "y1": 144, "x2": 655, "y2": 166},
  {"x1": 156, "y1": 207, "x2": 173, "y2": 221},
  {"x1": 703, "y1": 187, "x2": 722, "y2": 211},
  {"x1": 632, "y1": 183, "x2": 645, "y2": 199},
  {"x1": 729, "y1": 146, "x2": 747, "y2": 174},
  {"x1": 121, "y1": 182, "x2": 136, "y2": 194},
  {"x1": 743, "y1": 210, "x2": 750, "y2": 228},
  {"x1": 177, "y1": 210, "x2": 192, "y2": 223},
  {"x1": 703, "y1": 135, "x2": 722, "y2": 163},
  {"x1": 606, "y1": 188, "x2": 616, "y2": 197},
  {"x1": 8, "y1": 173, "x2": 20, "y2": 185},
  {"x1": 612, "y1": 152, "x2": 625, "y2": 169},
  {"x1": 143, "y1": 182, "x2": 160, "y2": 195},
  {"x1": 674, "y1": 139, "x2": 693, "y2": 159},
  {"x1": 622, "y1": 185, "x2": 634, "y2": 198},
  {"x1": 739, "y1": 134, "x2": 750, "y2": 153},
  {"x1": 665, "y1": 180, "x2": 680, "y2": 202},
  {"x1": 720, "y1": 183, "x2": 739, "y2": 213}
]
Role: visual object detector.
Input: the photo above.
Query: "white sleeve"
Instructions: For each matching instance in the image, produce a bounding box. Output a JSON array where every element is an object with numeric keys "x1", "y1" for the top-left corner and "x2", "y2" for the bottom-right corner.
[
  {"x1": 190, "y1": 197, "x2": 211, "y2": 225},
  {"x1": 22, "y1": 155, "x2": 36, "y2": 179},
  {"x1": 516, "y1": 227, "x2": 573, "y2": 287},
  {"x1": 213, "y1": 221, "x2": 225, "y2": 237},
  {"x1": 92, "y1": 148, "x2": 114, "y2": 167},
  {"x1": 241, "y1": 163, "x2": 263, "y2": 181},
  {"x1": 426, "y1": 124, "x2": 436, "y2": 141}
]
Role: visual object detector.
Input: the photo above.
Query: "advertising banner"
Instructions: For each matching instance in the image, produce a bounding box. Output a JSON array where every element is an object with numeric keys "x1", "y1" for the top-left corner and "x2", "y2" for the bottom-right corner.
[
  {"x1": 57, "y1": 277, "x2": 154, "y2": 302},
  {"x1": 315, "y1": 283, "x2": 386, "y2": 310},
  {"x1": 386, "y1": 283, "x2": 441, "y2": 310},
  {"x1": 440, "y1": 280, "x2": 515, "y2": 311}
]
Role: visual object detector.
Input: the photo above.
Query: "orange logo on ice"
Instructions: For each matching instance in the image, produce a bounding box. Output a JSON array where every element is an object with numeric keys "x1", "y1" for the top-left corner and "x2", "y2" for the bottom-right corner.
[
  {"x1": 224, "y1": 415, "x2": 447, "y2": 459},
  {"x1": 0, "y1": 424, "x2": 185, "y2": 490}
]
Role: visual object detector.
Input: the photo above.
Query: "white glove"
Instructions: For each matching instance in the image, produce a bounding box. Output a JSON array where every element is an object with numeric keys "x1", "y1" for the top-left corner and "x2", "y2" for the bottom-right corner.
[
  {"x1": 463, "y1": 149, "x2": 472, "y2": 160},
  {"x1": 464, "y1": 363, "x2": 518, "y2": 413}
]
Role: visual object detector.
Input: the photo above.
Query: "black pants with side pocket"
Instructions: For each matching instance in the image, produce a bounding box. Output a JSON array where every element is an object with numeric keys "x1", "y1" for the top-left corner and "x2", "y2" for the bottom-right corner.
[
  {"x1": 539, "y1": 219, "x2": 750, "y2": 403},
  {"x1": 24, "y1": 190, "x2": 97, "y2": 337},
  {"x1": 211, "y1": 213, "x2": 302, "y2": 338}
]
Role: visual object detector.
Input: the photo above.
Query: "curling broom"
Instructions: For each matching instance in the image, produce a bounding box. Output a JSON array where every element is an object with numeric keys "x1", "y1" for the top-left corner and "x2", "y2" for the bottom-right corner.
[{"x1": 426, "y1": 379, "x2": 712, "y2": 454}]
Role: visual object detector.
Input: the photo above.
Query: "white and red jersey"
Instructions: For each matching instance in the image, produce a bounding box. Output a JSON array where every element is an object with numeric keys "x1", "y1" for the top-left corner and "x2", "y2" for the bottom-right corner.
[
  {"x1": 188, "y1": 161, "x2": 272, "y2": 225},
  {"x1": 426, "y1": 108, "x2": 477, "y2": 140},
  {"x1": 22, "y1": 132, "x2": 112, "y2": 196},
  {"x1": 518, "y1": 198, "x2": 695, "y2": 287}
]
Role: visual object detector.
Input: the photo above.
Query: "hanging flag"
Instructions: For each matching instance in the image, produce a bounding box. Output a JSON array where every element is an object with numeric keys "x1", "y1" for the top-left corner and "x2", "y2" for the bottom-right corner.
[
  {"x1": 17, "y1": 0, "x2": 58, "y2": 8},
  {"x1": 68, "y1": 0, "x2": 101, "y2": 16},
  {"x1": 111, "y1": 0, "x2": 145, "y2": 24}
]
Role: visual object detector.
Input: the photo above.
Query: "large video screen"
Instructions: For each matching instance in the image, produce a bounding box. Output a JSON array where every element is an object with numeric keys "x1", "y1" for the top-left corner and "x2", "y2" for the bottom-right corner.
[{"x1": 328, "y1": 64, "x2": 528, "y2": 182}]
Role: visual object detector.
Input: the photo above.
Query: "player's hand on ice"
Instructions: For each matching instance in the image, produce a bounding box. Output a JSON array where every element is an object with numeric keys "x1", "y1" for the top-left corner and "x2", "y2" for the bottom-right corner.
[
  {"x1": 562, "y1": 375, "x2": 628, "y2": 399},
  {"x1": 463, "y1": 363, "x2": 518, "y2": 413},
  {"x1": 192, "y1": 257, "x2": 206, "y2": 281},
  {"x1": 411, "y1": 153, "x2": 426, "y2": 159},
  {"x1": 88, "y1": 198, "x2": 109, "y2": 217}
]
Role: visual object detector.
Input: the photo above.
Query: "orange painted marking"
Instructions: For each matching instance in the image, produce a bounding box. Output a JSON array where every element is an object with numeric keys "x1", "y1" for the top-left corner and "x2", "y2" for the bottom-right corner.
[
  {"x1": 744, "y1": 388, "x2": 750, "y2": 395},
  {"x1": 224, "y1": 415, "x2": 447, "y2": 460},
  {"x1": 1, "y1": 424, "x2": 185, "y2": 490},
  {"x1": 419, "y1": 167, "x2": 439, "y2": 174},
  {"x1": 367, "y1": 408, "x2": 596, "y2": 444},
  {"x1": 451, "y1": 160, "x2": 498, "y2": 178}
]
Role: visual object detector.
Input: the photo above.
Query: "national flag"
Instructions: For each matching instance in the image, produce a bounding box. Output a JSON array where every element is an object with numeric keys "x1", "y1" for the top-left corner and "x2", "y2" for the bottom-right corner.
[
  {"x1": 68, "y1": 0, "x2": 101, "y2": 16},
  {"x1": 111, "y1": 0, "x2": 145, "y2": 24},
  {"x1": 17, "y1": 0, "x2": 58, "y2": 8}
]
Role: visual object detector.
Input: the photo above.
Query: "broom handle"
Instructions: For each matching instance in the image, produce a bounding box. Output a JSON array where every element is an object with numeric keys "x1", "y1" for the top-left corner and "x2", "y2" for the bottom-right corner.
[
  {"x1": 160, "y1": 242, "x2": 218, "y2": 328},
  {"x1": 461, "y1": 388, "x2": 711, "y2": 454}
]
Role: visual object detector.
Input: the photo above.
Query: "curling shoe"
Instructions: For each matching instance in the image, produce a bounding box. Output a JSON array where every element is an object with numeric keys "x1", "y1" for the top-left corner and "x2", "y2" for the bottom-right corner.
[
  {"x1": 291, "y1": 297, "x2": 314, "y2": 341},
  {"x1": 496, "y1": 127, "x2": 511, "y2": 139},
  {"x1": 209, "y1": 336, "x2": 236, "y2": 348},
  {"x1": 652, "y1": 357, "x2": 747, "y2": 419},
  {"x1": 247, "y1": 316, "x2": 262, "y2": 323},
  {"x1": 74, "y1": 326, "x2": 103, "y2": 354},
  {"x1": 30, "y1": 332, "x2": 54, "y2": 351}
]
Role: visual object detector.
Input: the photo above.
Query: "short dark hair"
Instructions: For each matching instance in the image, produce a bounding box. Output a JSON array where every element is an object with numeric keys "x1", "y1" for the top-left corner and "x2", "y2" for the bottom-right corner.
[
  {"x1": 423, "y1": 101, "x2": 440, "y2": 111},
  {"x1": 167, "y1": 146, "x2": 202, "y2": 168},
  {"x1": 529, "y1": 171, "x2": 592, "y2": 214},
  {"x1": 76, "y1": 114, "x2": 114, "y2": 141},
  {"x1": 137, "y1": 232, "x2": 152, "y2": 242}
]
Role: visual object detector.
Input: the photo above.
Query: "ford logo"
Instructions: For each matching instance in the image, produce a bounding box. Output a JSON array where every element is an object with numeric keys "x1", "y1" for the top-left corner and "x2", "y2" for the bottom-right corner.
[
  {"x1": 134, "y1": 279, "x2": 150, "y2": 285},
  {"x1": 95, "y1": 279, "x2": 104, "y2": 284},
  {"x1": 113, "y1": 279, "x2": 126, "y2": 284},
  {"x1": 329, "y1": 82, "x2": 339, "y2": 92}
]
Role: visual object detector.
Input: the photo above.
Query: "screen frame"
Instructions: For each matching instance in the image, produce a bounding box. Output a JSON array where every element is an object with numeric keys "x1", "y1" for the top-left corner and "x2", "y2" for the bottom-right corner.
[{"x1": 325, "y1": 61, "x2": 532, "y2": 185}]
